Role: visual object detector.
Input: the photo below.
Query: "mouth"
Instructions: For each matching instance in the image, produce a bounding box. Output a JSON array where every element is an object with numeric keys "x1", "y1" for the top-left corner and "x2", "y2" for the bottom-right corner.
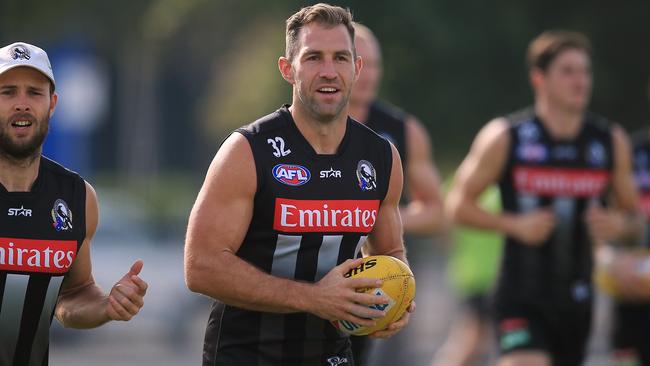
[
  {"x1": 317, "y1": 87, "x2": 340, "y2": 95},
  {"x1": 9, "y1": 115, "x2": 36, "y2": 133},
  {"x1": 11, "y1": 120, "x2": 33, "y2": 128}
]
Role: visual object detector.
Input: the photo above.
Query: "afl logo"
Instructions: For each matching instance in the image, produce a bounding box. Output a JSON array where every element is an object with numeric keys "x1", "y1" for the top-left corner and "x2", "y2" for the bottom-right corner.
[
  {"x1": 51, "y1": 199, "x2": 73, "y2": 232},
  {"x1": 273, "y1": 164, "x2": 311, "y2": 186}
]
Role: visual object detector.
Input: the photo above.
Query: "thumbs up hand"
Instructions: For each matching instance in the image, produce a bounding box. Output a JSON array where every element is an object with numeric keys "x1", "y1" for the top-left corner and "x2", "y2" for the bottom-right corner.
[{"x1": 106, "y1": 259, "x2": 148, "y2": 321}]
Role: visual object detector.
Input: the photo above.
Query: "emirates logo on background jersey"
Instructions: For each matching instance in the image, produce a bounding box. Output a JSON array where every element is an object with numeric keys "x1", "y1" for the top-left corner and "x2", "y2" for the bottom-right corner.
[
  {"x1": 273, "y1": 198, "x2": 379, "y2": 233},
  {"x1": 640, "y1": 194, "x2": 650, "y2": 217},
  {"x1": 0, "y1": 238, "x2": 77, "y2": 274},
  {"x1": 513, "y1": 166, "x2": 610, "y2": 197}
]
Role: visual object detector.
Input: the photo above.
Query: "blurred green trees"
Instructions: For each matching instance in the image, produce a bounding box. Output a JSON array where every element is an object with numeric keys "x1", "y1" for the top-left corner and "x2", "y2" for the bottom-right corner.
[{"x1": 2, "y1": 0, "x2": 649, "y2": 176}]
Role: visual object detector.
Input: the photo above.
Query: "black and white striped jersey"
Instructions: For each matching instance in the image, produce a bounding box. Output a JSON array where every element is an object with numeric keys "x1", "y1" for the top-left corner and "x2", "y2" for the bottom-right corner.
[
  {"x1": 496, "y1": 108, "x2": 613, "y2": 306},
  {"x1": 203, "y1": 105, "x2": 393, "y2": 366},
  {"x1": 0, "y1": 156, "x2": 86, "y2": 366}
]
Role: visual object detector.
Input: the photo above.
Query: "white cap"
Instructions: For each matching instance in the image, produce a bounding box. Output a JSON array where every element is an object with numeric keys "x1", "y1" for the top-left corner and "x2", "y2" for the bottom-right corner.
[{"x1": 0, "y1": 42, "x2": 55, "y2": 87}]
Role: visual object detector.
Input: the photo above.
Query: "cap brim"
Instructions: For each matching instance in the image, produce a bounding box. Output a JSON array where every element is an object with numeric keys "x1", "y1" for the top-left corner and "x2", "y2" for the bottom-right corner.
[{"x1": 0, "y1": 63, "x2": 55, "y2": 88}]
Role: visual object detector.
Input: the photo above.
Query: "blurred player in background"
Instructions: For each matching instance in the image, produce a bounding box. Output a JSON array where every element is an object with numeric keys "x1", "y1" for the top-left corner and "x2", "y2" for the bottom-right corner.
[
  {"x1": 432, "y1": 185, "x2": 502, "y2": 366},
  {"x1": 446, "y1": 30, "x2": 641, "y2": 366},
  {"x1": 347, "y1": 23, "x2": 446, "y2": 365},
  {"x1": 595, "y1": 128, "x2": 650, "y2": 366}
]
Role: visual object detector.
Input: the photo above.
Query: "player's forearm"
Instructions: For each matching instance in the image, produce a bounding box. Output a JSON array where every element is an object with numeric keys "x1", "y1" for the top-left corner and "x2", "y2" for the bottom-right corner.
[
  {"x1": 400, "y1": 202, "x2": 447, "y2": 235},
  {"x1": 449, "y1": 197, "x2": 512, "y2": 235},
  {"x1": 185, "y1": 250, "x2": 313, "y2": 314},
  {"x1": 55, "y1": 284, "x2": 110, "y2": 329},
  {"x1": 614, "y1": 210, "x2": 645, "y2": 244}
]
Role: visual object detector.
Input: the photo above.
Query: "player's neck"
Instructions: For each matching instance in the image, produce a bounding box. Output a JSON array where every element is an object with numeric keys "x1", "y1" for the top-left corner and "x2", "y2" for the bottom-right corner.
[
  {"x1": 0, "y1": 152, "x2": 41, "y2": 192},
  {"x1": 289, "y1": 104, "x2": 348, "y2": 155},
  {"x1": 534, "y1": 100, "x2": 584, "y2": 139},
  {"x1": 348, "y1": 101, "x2": 370, "y2": 124}
]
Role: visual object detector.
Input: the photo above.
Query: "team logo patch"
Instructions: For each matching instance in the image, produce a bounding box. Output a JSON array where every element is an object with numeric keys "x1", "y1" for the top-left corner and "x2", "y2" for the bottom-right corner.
[
  {"x1": 356, "y1": 160, "x2": 377, "y2": 192},
  {"x1": 10, "y1": 45, "x2": 31, "y2": 60},
  {"x1": 51, "y1": 199, "x2": 73, "y2": 231},
  {"x1": 326, "y1": 356, "x2": 349, "y2": 366},
  {"x1": 586, "y1": 141, "x2": 607, "y2": 167},
  {"x1": 518, "y1": 120, "x2": 540, "y2": 143},
  {"x1": 272, "y1": 164, "x2": 310, "y2": 186}
]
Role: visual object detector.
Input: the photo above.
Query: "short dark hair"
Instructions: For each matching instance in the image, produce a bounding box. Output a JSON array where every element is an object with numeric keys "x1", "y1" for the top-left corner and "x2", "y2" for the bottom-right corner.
[
  {"x1": 527, "y1": 30, "x2": 591, "y2": 72},
  {"x1": 285, "y1": 3, "x2": 355, "y2": 61}
]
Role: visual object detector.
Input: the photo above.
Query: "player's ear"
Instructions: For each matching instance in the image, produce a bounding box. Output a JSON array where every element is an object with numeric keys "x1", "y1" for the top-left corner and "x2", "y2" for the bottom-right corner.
[
  {"x1": 49, "y1": 91, "x2": 58, "y2": 118},
  {"x1": 529, "y1": 67, "x2": 545, "y2": 91},
  {"x1": 278, "y1": 57, "x2": 295, "y2": 84},
  {"x1": 354, "y1": 55, "x2": 362, "y2": 82}
]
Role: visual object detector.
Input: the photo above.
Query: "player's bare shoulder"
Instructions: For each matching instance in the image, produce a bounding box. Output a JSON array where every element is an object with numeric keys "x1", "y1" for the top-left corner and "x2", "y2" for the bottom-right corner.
[{"x1": 467, "y1": 117, "x2": 511, "y2": 159}]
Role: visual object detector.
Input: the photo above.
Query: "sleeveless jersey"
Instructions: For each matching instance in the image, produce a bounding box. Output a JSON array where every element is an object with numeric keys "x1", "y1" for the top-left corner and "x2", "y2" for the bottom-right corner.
[
  {"x1": 203, "y1": 105, "x2": 393, "y2": 366},
  {"x1": 497, "y1": 108, "x2": 613, "y2": 305},
  {"x1": 0, "y1": 157, "x2": 86, "y2": 366},
  {"x1": 632, "y1": 130, "x2": 650, "y2": 248}
]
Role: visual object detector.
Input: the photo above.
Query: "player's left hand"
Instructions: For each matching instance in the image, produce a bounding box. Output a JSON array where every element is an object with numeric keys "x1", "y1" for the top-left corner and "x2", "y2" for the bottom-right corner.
[
  {"x1": 367, "y1": 300, "x2": 416, "y2": 339},
  {"x1": 585, "y1": 204, "x2": 625, "y2": 242},
  {"x1": 106, "y1": 259, "x2": 148, "y2": 321}
]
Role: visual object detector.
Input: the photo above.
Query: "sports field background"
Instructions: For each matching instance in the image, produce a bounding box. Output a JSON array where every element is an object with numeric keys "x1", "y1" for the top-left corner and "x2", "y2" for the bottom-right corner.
[{"x1": 50, "y1": 240, "x2": 613, "y2": 365}]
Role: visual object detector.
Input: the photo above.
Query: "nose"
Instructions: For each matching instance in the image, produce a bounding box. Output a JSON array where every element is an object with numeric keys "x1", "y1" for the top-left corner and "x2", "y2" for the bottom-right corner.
[
  {"x1": 319, "y1": 58, "x2": 337, "y2": 80},
  {"x1": 14, "y1": 97, "x2": 31, "y2": 112}
]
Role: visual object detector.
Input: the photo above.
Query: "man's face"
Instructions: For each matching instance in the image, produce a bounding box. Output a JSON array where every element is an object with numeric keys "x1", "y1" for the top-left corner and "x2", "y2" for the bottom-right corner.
[
  {"x1": 350, "y1": 35, "x2": 381, "y2": 106},
  {"x1": 0, "y1": 67, "x2": 56, "y2": 160},
  {"x1": 288, "y1": 22, "x2": 361, "y2": 123},
  {"x1": 538, "y1": 48, "x2": 592, "y2": 112}
]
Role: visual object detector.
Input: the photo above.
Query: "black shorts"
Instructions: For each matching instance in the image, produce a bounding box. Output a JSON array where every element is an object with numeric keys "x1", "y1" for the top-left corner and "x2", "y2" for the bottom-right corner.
[
  {"x1": 494, "y1": 301, "x2": 592, "y2": 366},
  {"x1": 611, "y1": 302, "x2": 650, "y2": 365},
  {"x1": 349, "y1": 335, "x2": 372, "y2": 366},
  {"x1": 463, "y1": 293, "x2": 493, "y2": 321}
]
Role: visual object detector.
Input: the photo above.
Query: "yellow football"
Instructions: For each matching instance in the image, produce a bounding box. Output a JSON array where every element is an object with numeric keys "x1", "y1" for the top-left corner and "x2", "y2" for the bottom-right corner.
[
  {"x1": 331, "y1": 255, "x2": 416, "y2": 336},
  {"x1": 595, "y1": 248, "x2": 650, "y2": 300}
]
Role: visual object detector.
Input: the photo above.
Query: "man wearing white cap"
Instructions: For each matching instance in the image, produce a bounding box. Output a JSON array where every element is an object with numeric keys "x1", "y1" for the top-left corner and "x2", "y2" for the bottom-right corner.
[{"x1": 0, "y1": 42, "x2": 148, "y2": 366}]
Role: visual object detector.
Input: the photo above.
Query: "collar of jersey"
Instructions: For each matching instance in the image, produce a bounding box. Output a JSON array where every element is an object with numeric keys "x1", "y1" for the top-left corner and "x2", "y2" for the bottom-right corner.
[
  {"x1": 0, "y1": 156, "x2": 46, "y2": 198},
  {"x1": 280, "y1": 104, "x2": 352, "y2": 159}
]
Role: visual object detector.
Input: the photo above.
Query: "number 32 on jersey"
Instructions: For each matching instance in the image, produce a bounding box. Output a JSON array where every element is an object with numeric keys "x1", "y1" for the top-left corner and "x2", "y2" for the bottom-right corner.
[{"x1": 267, "y1": 137, "x2": 291, "y2": 157}]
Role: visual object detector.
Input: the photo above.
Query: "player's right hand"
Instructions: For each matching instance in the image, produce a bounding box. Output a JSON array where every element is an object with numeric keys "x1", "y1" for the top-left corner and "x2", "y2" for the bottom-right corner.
[
  {"x1": 507, "y1": 209, "x2": 556, "y2": 245},
  {"x1": 307, "y1": 258, "x2": 389, "y2": 326},
  {"x1": 609, "y1": 252, "x2": 650, "y2": 300}
]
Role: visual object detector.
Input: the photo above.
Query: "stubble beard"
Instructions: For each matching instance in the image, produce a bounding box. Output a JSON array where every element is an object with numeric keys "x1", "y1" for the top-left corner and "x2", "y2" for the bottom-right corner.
[
  {"x1": 298, "y1": 86, "x2": 350, "y2": 124},
  {"x1": 0, "y1": 116, "x2": 48, "y2": 164}
]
